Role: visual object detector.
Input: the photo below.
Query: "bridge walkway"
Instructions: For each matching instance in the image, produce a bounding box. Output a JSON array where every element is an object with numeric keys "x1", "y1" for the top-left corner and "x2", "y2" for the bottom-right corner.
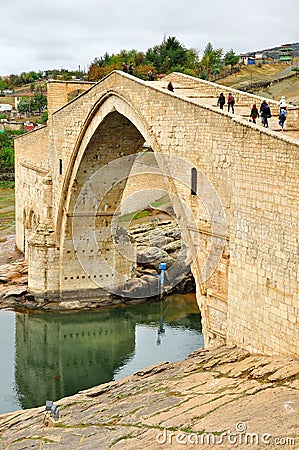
[{"x1": 149, "y1": 79, "x2": 299, "y2": 141}]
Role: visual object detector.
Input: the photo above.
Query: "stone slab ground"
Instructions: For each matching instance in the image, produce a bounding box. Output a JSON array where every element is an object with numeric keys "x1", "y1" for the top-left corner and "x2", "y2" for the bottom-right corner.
[{"x1": 0, "y1": 346, "x2": 298, "y2": 449}]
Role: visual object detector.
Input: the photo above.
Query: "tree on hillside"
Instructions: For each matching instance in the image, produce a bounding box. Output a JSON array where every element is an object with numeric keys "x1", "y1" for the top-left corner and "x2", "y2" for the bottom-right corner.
[
  {"x1": 0, "y1": 78, "x2": 9, "y2": 92},
  {"x1": 17, "y1": 97, "x2": 31, "y2": 116},
  {"x1": 93, "y1": 52, "x2": 113, "y2": 67},
  {"x1": 88, "y1": 48, "x2": 146, "y2": 81},
  {"x1": 199, "y1": 42, "x2": 223, "y2": 80},
  {"x1": 224, "y1": 49, "x2": 239, "y2": 72},
  {"x1": 145, "y1": 36, "x2": 190, "y2": 73},
  {"x1": 31, "y1": 93, "x2": 47, "y2": 114},
  {"x1": 88, "y1": 63, "x2": 102, "y2": 81},
  {"x1": 86, "y1": 35, "x2": 200, "y2": 81},
  {"x1": 17, "y1": 93, "x2": 47, "y2": 117},
  {"x1": 16, "y1": 71, "x2": 41, "y2": 85},
  {"x1": 185, "y1": 48, "x2": 200, "y2": 70}
]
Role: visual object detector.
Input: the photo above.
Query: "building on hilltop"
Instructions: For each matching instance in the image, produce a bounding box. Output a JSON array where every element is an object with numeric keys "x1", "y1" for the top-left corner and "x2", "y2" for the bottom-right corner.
[
  {"x1": 239, "y1": 52, "x2": 275, "y2": 65},
  {"x1": 278, "y1": 44, "x2": 293, "y2": 62}
]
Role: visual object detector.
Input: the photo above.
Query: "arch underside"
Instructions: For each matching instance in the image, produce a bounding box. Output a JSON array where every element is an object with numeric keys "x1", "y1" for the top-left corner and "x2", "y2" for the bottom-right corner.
[
  {"x1": 60, "y1": 111, "x2": 147, "y2": 297},
  {"x1": 58, "y1": 106, "x2": 212, "y2": 301}
]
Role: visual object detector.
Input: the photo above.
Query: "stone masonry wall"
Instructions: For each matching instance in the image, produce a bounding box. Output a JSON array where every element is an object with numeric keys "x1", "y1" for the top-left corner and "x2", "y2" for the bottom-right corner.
[
  {"x1": 121, "y1": 152, "x2": 167, "y2": 215},
  {"x1": 14, "y1": 126, "x2": 50, "y2": 253},
  {"x1": 47, "y1": 80, "x2": 95, "y2": 116},
  {"x1": 15, "y1": 71, "x2": 299, "y2": 356}
]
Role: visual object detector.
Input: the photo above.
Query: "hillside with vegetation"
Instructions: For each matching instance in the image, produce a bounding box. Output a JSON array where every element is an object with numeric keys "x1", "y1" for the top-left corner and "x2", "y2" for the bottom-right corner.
[
  {"x1": 254, "y1": 42, "x2": 299, "y2": 59},
  {"x1": 0, "y1": 37, "x2": 240, "y2": 88},
  {"x1": 0, "y1": 36, "x2": 299, "y2": 183},
  {"x1": 215, "y1": 59, "x2": 299, "y2": 105},
  {"x1": 0, "y1": 37, "x2": 299, "y2": 238}
]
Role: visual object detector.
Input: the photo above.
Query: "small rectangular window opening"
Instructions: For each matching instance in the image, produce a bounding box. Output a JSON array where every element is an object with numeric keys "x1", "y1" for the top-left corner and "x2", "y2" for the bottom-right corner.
[{"x1": 191, "y1": 167, "x2": 197, "y2": 195}]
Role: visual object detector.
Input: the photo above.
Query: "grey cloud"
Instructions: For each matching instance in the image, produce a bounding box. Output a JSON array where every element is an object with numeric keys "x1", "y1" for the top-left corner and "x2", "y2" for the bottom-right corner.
[{"x1": 0, "y1": 0, "x2": 298, "y2": 74}]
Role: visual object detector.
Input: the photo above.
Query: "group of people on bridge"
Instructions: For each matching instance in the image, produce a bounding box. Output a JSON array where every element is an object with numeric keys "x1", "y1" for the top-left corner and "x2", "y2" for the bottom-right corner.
[
  {"x1": 122, "y1": 62, "x2": 134, "y2": 75},
  {"x1": 217, "y1": 92, "x2": 288, "y2": 132},
  {"x1": 217, "y1": 92, "x2": 235, "y2": 113},
  {"x1": 120, "y1": 63, "x2": 288, "y2": 133}
]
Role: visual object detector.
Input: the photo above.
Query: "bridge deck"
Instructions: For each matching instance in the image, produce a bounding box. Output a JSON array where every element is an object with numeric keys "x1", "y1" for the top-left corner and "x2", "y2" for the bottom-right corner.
[{"x1": 150, "y1": 80, "x2": 299, "y2": 141}]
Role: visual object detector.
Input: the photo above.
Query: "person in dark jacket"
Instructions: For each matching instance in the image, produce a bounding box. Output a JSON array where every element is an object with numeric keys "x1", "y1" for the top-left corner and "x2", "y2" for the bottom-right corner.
[
  {"x1": 217, "y1": 93, "x2": 225, "y2": 110},
  {"x1": 147, "y1": 70, "x2": 154, "y2": 81},
  {"x1": 250, "y1": 104, "x2": 259, "y2": 123},
  {"x1": 128, "y1": 62, "x2": 134, "y2": 75},
  {"x1": 260, "y1": 100, "x2": 271, "y2": 128},
  {"x1": 167, "y1": 82, "x2": 174, "y2": 92}
]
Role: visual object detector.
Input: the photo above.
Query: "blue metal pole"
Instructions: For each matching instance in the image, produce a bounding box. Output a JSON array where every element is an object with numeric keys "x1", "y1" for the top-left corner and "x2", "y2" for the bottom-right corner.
[{"x1": 159, "y1": 263, "x2": 167, "y2": 299}]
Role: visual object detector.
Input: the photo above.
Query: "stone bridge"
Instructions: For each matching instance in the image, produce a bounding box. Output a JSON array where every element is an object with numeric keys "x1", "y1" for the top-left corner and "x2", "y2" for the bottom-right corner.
[{"x1": 15, "y1": 71, "x2": 299, "y2": 356}]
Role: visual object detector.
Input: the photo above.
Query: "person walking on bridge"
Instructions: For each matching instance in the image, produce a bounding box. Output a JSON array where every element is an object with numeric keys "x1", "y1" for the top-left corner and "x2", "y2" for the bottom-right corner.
[
  {"x1": 227, "y1": 93, "x2": 235, "y2": 113},
  {"x1": 147, "y1": 70, "x2": 154, "y2": 81},
  {"x1": 167, "y1": 81, "x2": 174, "y2": 92},
  {"x1": 260, "y1": 100, "x2": 271, "y2": 128},
  {"x1": 217, "y1": 93, "x2": 225, "y2": 110},
  {"x1": 128, "y1": 62, "x2": 134, "y2": 75},
  {"x1": 250, "y1": 104, "x2": 259, "y2": 124},
  {"x1": 279, "y1": 96, "x2": 287, "y2": 110},
  {"x1": 279, "y1": 107, "x2": 287, "y2": 131},
  {"x1": 278, "y1": 96, "x2": 287, "y2": 131}
]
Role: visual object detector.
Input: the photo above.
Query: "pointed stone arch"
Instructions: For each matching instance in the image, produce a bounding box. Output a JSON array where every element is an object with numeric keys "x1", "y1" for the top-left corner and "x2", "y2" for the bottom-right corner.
[{"x1": 57, "y1": 93, "x2": 165, "y2": 296}]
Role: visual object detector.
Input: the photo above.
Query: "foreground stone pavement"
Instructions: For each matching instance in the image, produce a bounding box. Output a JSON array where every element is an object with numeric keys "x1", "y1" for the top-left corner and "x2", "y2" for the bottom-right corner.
[{"x1": 0, "y1": 346, "x2": 298, "y2": 449}]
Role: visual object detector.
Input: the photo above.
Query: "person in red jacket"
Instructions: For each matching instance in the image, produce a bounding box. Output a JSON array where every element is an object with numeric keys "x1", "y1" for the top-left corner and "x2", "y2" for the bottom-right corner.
[
  {"x1": 250, "y1": 104, "x2": 259, "y2": 124},
  {"x1": 227, "y1": 93, "x2": 235, "y2": 113}
]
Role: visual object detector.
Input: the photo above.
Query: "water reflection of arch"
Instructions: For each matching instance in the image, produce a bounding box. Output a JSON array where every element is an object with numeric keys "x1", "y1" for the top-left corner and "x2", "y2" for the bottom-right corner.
[
  {"x1": 14, "y1": 295, "x2": 202, "y2": 409},
  {"x1": 14, "y1": 309, "x2": 135, "y2": 409}
]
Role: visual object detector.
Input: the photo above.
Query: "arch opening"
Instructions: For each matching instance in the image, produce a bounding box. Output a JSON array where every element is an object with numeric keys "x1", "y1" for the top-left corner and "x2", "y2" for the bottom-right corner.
[{"x1": 60, "y1": 110, "x2": 196, "y2": 301}]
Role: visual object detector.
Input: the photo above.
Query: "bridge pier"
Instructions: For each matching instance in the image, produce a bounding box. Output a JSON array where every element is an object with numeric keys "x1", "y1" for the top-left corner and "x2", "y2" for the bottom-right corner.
[
  {"x1": 28, "y1": 223, "x2": 60, "y2": 298},
  {"x1": 192, "y1": 247, "x2": 229, "y2": 349}
]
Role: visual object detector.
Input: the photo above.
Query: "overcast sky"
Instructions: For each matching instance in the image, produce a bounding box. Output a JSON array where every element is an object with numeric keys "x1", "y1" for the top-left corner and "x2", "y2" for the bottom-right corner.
[{"x1": 1, "y1": 0, "x2": 298, "y2": 75}]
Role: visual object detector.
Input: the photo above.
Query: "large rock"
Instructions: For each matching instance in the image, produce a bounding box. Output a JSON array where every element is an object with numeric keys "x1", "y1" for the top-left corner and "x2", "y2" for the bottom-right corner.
[
  {"x1": 136, "y1": 247, "x2": 175, "y2": 270},
  {"x1": 120, "y1": 277, "x2": 158, "y2": 298}
]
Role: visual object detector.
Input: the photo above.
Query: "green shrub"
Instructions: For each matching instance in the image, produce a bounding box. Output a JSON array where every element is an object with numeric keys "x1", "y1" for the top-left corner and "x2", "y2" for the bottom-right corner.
[
  {"x1": 0, "y1": 129, "x2": 24, "y2": 170},
  {"x1": 0, "y1": 146, "x2": 14, "y2": 168}
]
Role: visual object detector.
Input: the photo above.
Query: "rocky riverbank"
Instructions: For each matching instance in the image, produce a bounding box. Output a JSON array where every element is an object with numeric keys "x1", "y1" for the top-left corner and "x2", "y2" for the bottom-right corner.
[
  {"x1": 0, "y1": 345, "x2": 298, "y2": 449},
  {"x1": 0, "y1": 219, "x2": 195, "y2": 311},
  {"x1": 0, "y1": 235, "x2": 28, "y2": 307}
]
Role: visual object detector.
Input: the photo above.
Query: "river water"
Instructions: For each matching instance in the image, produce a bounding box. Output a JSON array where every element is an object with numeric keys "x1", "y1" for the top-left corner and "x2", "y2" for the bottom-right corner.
[{"x1": 0, "y1": 293, "x2": 203, "y2": 414}]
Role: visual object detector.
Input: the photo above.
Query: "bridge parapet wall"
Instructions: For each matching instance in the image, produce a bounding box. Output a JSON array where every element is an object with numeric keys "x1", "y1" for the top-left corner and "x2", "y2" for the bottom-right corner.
[
  {"x1": 164, "y1": 72, "x2": 299, "y2": 126},
  {"x1": 47, "y1": 80, "x2": 95, "y2": 116}
]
